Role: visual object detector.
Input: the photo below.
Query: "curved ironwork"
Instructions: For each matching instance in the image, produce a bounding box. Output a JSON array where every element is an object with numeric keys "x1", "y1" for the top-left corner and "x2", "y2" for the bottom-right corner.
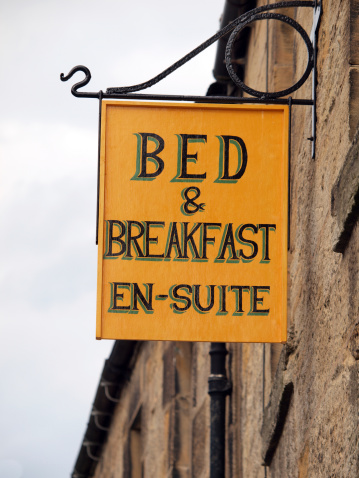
[
  {"x1": 60, "y1": 1, "x2": 316, "y2": 101},
  {"x1": 226, "y1": 12, "x2": 313, "y2": 99}
]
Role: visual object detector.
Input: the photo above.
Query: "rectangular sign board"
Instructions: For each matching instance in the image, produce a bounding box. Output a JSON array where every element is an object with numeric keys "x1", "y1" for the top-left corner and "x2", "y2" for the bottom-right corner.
[{"x1": 96, "y1": 101, "x2": 288, "y2": 342}]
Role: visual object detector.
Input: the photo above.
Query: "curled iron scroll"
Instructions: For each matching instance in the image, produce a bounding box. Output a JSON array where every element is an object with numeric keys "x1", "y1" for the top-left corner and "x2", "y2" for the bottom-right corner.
[
  {"x1": 60, "y1": 65, "x2": 99, "y2": 98},
  {"x1": 60, "y1": 1, "x2": 316, "y2": 100},
  {"x1": 225, "y1": 12, "x2": 314, "y2": 99}
]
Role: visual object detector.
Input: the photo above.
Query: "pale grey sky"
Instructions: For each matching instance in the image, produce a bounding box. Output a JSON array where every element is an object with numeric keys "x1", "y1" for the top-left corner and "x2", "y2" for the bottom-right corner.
[{"x1": 0, "y1": 1, "x2": 222, "y2": 477}]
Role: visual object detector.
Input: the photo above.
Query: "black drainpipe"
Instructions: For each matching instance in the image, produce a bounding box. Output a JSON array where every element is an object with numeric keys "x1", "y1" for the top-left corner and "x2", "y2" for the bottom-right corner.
[
  {"x1": 207, "y1": 1, "x2": 254, "y2": 477},
  {"x1": 208, "y1": 343, "x2": 231, "y2": 478}
]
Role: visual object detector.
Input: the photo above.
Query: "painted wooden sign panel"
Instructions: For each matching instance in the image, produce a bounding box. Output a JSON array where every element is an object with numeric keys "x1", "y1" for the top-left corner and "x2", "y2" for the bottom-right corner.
[{"x1": 96, "y1": 101, "x2": 288, "y2": 342}]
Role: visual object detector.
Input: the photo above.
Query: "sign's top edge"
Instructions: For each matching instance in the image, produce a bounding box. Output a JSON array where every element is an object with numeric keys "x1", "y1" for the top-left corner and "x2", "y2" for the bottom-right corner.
[{"x1": 101, "y1": 100, "x2": 289, "y2": 111}]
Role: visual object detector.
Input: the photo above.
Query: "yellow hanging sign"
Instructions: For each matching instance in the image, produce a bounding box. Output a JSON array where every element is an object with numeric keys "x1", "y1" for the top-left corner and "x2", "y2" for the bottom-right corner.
[{"x1": 96, "y1": 101, "x2": 288, "y2": 342}]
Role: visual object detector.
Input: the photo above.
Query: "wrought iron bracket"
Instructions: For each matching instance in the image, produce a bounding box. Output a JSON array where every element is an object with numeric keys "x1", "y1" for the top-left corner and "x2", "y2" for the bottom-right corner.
[{"x1": 61, "y1": 1, "x2": 321, "y2": 106}]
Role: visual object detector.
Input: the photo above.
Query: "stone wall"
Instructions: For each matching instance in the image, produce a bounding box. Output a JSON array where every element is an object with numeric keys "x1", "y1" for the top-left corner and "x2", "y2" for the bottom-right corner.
[{"x1": 240, "y1": 1, "x2": 359, "y2": 477}]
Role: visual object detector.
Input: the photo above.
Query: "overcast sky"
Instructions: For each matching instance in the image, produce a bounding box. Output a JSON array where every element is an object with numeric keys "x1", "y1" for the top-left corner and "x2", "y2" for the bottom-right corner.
[{"x1": 0, "y1": 1, "x2": 222, "y2": 477}]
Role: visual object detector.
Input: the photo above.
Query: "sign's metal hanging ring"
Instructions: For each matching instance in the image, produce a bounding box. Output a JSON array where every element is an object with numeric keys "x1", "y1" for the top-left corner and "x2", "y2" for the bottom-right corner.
[{"x1": 225, "y1": 12, "x2": 314, "y2": 99}]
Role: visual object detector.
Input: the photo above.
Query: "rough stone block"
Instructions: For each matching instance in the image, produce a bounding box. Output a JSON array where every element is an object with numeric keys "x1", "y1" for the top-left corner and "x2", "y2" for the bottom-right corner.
[
  {"x1": 332, "y1": 127, "x2": 359, "y2": 252},
  {"x1": 261, "y1": 344, "x2": 294, "y2": 466},
  {"x1": 192, "y1": 399, "x2": 209, "y2": 478}
]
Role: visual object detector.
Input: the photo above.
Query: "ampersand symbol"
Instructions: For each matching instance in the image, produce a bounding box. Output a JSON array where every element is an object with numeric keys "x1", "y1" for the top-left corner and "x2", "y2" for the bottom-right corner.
[{"x1": 181, "y1": 187, "x2": 205, "y2": 216}]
